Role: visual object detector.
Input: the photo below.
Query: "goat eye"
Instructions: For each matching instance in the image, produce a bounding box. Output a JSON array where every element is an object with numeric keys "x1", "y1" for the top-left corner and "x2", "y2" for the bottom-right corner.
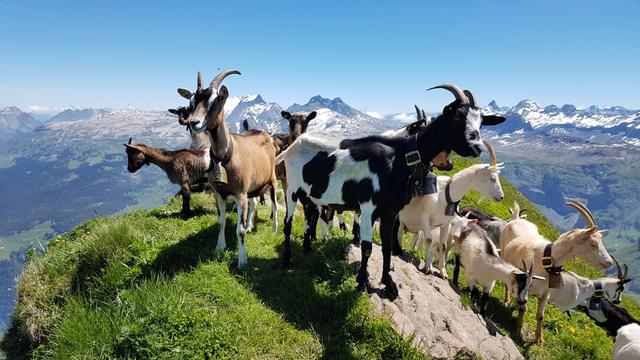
[
  {"x1": 469, "y1": 130, "x2": 479, "y2": 140},
  {"x1": 591, "y1": 241, "x2": 598, "y2": 248}
]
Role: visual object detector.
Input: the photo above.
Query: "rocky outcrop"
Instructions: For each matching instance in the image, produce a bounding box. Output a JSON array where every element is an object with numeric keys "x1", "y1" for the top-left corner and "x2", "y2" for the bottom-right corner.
[{"x1": 346, "y1": 244, "x2": 523, "y2": 360}]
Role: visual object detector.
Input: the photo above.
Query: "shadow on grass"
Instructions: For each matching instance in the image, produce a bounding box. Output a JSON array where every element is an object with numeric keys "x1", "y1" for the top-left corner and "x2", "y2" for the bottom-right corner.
[
  {"x1": 232, "y1": 229, "x2": 385, "y2": 360},
  {"x1": 150, "y1": 205, "x2": 210, "y2": 220},
  {"x1": 141, "y1": 217, "x2": 239, "y2": 279}
]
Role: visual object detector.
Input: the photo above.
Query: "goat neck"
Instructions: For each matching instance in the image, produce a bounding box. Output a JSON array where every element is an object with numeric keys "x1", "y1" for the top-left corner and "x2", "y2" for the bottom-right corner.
[
  {"x1": 546, "y1": 232, "x2": 580, "y2": 267},
  {"x1": 446, "y1": 166, "x2": 479, "y2": 203},
  {"x1": 415, "y1": 121, "x2": 446, "y2": 167},
  {"x1": 205, "y1": 88, "x2": 232, "y2": 161},
  {"x1": 136, "y1": 145, "x2": 173, "y2": 172}
]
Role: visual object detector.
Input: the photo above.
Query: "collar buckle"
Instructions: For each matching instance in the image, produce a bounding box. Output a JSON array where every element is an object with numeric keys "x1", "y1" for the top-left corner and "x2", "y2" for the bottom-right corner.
[
  {"x1": 405, "y1": 151, "x2": 421, "y2": 167},
  {"x1": 542, "y1": 256, "x2": 553, "y2": 268}
]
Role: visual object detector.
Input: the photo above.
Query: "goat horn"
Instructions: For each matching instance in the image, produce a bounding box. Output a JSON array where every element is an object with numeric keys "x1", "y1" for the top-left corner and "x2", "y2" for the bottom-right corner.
[
  {"x1": 521, "y1": 259, "x2": 528, "y2": 272},
  {"x1": 414, "y1": 105, "x2": 423, "y2": 120},
  {"x1": 209, "y1": 69, "x2": 241, "y2": 91},
  {"x1": 623, "y1": 264, "x2": 629, "y2": 280},
  {"x1": 422, "y1": 109, "x2": 427, "y2": 121},
  {"x1": 427, "y1": 83, "x2": 469, "y2": 105},
  {"x1": 483, "y1": 140, "x2": 497, "y2": 168},
  {"x1": 463, "y1": 89, "x2": 477, "y2": 109},
  {"x1": 128, "y1": 137, "x2": 132, "y2": 145},
  {"x1": 612, "y1": 255, "x2": 623, "y2": 279},
  {"x1": 197, "y1": 71, "x2": 203, "y2": 91},
  {"x1": 565, "y1": 199, "x2": 596, "y2": 228}
]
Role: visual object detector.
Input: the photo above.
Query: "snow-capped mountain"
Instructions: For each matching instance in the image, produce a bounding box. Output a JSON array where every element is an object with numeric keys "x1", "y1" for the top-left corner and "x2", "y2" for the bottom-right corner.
[
  {"x1": 286, "y1": 95, "x2": 390, "y2": 135},
  {"x1": 224, "y1": 95, "x2": 286, "y2": 134},
  {"x1": 0, "y1": 106, "x2": 39, "y2": 140}
]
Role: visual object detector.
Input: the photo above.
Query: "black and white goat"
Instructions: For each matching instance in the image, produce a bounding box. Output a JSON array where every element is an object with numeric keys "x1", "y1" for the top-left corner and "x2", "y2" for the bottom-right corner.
[
  {"x1": 278, "y1": 84, "x2": 505, "y2": 298},
  {"x1": 580, "y1": 298, "x2": 639, "y2": 337}
]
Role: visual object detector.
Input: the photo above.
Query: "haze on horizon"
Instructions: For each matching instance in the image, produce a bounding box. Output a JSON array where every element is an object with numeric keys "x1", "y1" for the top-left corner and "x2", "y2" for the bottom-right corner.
[{"x1": 1, "y1": 0, "x2": 639, "y2": 115}]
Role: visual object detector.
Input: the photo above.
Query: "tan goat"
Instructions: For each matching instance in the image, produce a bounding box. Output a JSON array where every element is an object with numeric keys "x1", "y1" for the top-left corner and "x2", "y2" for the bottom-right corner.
[
  {"x1": 178, "y1": 70, "x2": 279, "y2": 267},
  {"x1": 500, "y1": 199, "x2": 613, "y2": 344}
]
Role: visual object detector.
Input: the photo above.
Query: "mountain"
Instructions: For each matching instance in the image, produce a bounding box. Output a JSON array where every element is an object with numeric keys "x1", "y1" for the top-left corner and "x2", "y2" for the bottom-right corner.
[
  {"x1": 287, "y1": 95, "x2": 390, "y2": 135},
  {"x1": 224, "y1": 95, "x2": 286, "y2": 134},
  {"x1": 48, "y1": 108, "x2": 109, "y2": 122},
  {"x1": 0, "y1": 106, "x2": 39, "y2": 141}
]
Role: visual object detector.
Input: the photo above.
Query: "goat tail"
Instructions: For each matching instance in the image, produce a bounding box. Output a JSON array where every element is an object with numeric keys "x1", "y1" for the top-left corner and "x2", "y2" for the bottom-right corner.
[{"x1": 509, "y1": 201, "x2": 521, "y2": 220}]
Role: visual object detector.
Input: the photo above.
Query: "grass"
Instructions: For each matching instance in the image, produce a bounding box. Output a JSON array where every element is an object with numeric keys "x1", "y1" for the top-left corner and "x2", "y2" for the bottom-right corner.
[
  {"x1": 2, "y1": 194, "x2": 424, "y2": 359},
  {"x1": 3, "y1": 154, "x2": 640, "y2": 359}
]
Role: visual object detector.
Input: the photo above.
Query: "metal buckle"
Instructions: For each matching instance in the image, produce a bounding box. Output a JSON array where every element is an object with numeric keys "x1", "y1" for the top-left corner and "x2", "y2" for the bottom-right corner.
[
  {"x1": 594, "y1": 288, "x2": 604, "y2": 298},
  {"x1": 542, "y1": 257, "x2": 553, "y2": 268},
  {"x1": 405, "y1": 151, "x2": 421, "y2": 167}
]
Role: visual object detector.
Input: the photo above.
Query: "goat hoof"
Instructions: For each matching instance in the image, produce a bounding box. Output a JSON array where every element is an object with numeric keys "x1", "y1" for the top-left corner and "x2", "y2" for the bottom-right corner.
[
  {"x1": 303, "y1": 246, "x2": 313, "y2": 254},
  {"x1": 381, "y1": 275, "x2": 398, "y2": 300},
  {"x1": 356, "y1": 279, "x2": 372, "y2": 293},
  {"x1": 392, "y1": 247, "x2": 404, "y2": 257}
]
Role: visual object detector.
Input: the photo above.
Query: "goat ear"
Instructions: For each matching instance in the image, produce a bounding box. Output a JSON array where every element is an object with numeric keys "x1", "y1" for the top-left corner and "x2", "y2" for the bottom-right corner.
[
  {"x1": 623, "y1": 278, "x2": 632, "y2": 284},
  {"x1": 481, "y1": 115, "x2": 506, "y2": 126},
  {"x1": 599, "y1": 229, "x2": 609, "y2": 237},
  {"x1": 177, "y1": 88, "x2": 193, "y2": 99},
  {"x1": 585, "y1": 227, "x2": 598, "y2": 235},
  {"x1": 468, "y1": 219, "x2": 478, "y2": 225},
  {"x1": 281, "y1": 111, "x2": 292, "y2": 120},
  {"x1": 168, "y1": 108, "x2": 179, "y2": 115},
  {"x1": 306, "y1": 111, "x2": 317, "y2": 121}
]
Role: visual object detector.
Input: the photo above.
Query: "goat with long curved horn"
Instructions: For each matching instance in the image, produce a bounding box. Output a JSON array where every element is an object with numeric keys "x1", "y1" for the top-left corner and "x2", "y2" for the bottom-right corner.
[
  {"x1": 427, "y1": 83, "x2": 469, "y2": 105},
  {"x1": 565, "y1": 199, "x2": 596, "y2": 228},
  {"x1": 209, "y1": 69, "x2": 241, "y2": 91}
]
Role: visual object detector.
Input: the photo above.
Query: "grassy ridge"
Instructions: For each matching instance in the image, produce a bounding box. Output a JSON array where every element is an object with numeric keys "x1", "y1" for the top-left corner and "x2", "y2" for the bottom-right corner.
[
  {"x1": 3, "y1": 155, "x2": 640, "y2": 359},
  {"x1": 2, "y1": 194, "x2": 423, "y2": 359}
]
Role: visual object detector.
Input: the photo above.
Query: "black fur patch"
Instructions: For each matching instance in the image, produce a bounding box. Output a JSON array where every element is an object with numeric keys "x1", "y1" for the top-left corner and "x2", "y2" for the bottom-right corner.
[
  {"x1": 342, "y1": 179, "x2": 374, "y2": 207},
  {"x1": 302, "y1": 152, "x2": 336, "y2": 198}
]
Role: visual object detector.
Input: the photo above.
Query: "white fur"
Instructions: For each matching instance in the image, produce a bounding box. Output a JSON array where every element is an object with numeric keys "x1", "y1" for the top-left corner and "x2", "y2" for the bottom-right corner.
[
  {"x1": 549, "y1": 271, "x2": 625, "y2": 312},
  {"x1": 613, "y1": 323, "x2": 640, "y2": 360},
  {"x1": 397, "y1": 164, "x2": 504, "y2": 278}
]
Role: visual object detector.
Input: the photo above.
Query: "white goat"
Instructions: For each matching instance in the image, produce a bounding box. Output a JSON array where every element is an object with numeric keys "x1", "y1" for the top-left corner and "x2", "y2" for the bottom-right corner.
[
  {"x1": 500, "y1": 199, "x2": 613, "y2": 344},
  {"x1": 453, "y1": 220, "x2": 545, "y2": 317},
  {"x1": 613, "y1": 323, "x2": 640, "y2": 360},
  {"x1": 549, "y1": 256, "x2": 630, "y2": 312},
  {"x1": 397, "y1": 140, "x2": 504, "y2": 278}
]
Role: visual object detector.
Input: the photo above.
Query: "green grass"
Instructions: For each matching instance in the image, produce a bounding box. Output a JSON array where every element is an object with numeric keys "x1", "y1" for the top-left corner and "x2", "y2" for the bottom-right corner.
[
  {"x1": 2, "y1": 194, "x2": 424, "y2": 359},
  {"x1": 3, "y1": 155, "x2": 640, "y2": 359}
]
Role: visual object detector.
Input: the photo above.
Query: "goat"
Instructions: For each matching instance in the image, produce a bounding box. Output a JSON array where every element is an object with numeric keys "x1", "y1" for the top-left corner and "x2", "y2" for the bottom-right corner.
[
  {"x1": 453, "y1": 221, "x2": 545, "y2": 316},
  {"x1": 579, "y1": 298, "x2": 639, "y2": 337},
  {"x1": 459, "y1": 205, "x2": 527, "y2": 246},
  {"x1": 549, "y1": 256, "x2": 630, "y2": 312},
  {"x1": 124, "y1": 138, "x2": 208, "y2": 218},
  {"x1": 500, "y1": 199, "x2": 613, "y2": 344},
  {"x1": 176, "y1": 70, "x2": 279, "y2": 268},
  {"x1": 318, "y1": 105, "x2": 453, "y2": 244},
  {"x1": 396, "y1": 140, "x2": 504, "y2": 278},
  {"x1": 278, "y1": 84, "x2": 505, "y2": 298},
  {"x1": 613, "y1": 323, "x2": 640, "y2": 360}
]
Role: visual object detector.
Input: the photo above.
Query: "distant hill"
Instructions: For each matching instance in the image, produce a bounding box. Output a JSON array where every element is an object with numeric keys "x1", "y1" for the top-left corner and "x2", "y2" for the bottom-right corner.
[{"x1": 0, "y1": 106, "x2": 39, "y2": 141}]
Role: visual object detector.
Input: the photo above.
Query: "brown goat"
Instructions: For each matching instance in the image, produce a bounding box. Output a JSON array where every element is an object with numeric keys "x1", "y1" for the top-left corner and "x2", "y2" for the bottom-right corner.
[
  {"x1": 124, "y1": 138, "x2": 208, "y2": 218},
  {"x1": 179, "y1": 70, "x2": 278, "y2": 267}
]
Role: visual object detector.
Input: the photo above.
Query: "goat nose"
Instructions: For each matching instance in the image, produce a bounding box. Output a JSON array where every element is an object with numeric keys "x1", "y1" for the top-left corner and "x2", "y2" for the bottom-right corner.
[{"x1": 603, "y1": 260, "x2": 613, "y2": 269}]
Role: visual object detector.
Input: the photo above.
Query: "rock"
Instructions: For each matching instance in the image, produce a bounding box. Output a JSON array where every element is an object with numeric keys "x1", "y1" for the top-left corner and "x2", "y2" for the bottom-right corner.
[{"x1": 346, "y1": 244, "x2": 523, "y2": 360}]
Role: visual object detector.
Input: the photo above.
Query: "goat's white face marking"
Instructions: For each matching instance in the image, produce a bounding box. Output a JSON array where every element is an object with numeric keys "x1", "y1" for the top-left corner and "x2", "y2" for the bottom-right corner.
[{"x1": 465, "y1": 108, "x2": 483, "y2": 149}]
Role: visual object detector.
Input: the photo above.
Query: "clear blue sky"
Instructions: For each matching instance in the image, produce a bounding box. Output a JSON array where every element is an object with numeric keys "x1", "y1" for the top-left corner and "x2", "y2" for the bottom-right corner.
[{"x1": 1, "y1": 0, "x2": 639, "y2": 114}]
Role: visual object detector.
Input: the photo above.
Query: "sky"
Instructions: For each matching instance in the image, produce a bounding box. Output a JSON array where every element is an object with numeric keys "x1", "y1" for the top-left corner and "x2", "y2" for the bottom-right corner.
[{"x1": 1, "y1": 0, "x2": 639, "y2": 115}]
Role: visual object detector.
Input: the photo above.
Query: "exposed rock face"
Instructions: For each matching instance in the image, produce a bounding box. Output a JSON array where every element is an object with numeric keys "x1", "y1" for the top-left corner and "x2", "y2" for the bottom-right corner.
[{"x1": 346, "y1": 244, "x2": 523, "y2": 360}]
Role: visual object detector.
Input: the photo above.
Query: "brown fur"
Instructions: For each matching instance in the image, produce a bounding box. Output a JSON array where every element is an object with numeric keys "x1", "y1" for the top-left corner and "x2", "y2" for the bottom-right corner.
[
  {"x1": 199, "y1": 84, "x2": 279, "y2": 266},
  {"x1": 124, "y1": 143, "x2": 207, "y2": 218}
]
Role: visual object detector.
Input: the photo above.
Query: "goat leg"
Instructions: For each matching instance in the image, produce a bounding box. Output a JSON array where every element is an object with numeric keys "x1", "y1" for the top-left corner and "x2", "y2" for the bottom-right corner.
[
  {"x1": 214, "y1": 191, "x2": 227, "y2": 252},
  {"x1": 380, "y1": 215, "x2": 399, "y2": 300},
  {"x1": 391, "y1": 218, "x2": 404, "y2": 256},
  {"x1": 302, "y1": 201, "x2": 319, "y2": 253},
  {"x1": 281, "y1": 190, "x2": 296, "y2": 269},
  {"x1": 270, "y1": 179, "x2": 278, "y2": 233},
  {"x1": 535, "y1": 293, "x2": 550, "y2": 345},
  {"x1": 453, "y1": 254, "x2": 461, "y2": 287},
  {"x1": 180, "y1": 183, "x2": 191, "y2": 219},
  {"x1": 236, "y1": 194, "x2": 248, "y2": 268},
  {"x1": 351, "y1": 213, "x2": 361, "y2": 246}
]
